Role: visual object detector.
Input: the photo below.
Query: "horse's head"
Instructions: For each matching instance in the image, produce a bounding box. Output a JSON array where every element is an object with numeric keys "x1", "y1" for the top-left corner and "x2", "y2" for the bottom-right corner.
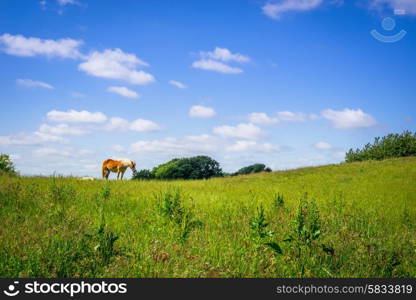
[{"x1": 130, "y1": 160, "x2": 137, "y2": 174}]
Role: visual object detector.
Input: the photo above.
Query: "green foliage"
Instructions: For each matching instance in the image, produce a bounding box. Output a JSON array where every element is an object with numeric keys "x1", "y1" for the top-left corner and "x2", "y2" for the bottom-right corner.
[
  {"x1": 152, "y1": 159, "x2": 181, "y2": 179},
  {"x1": 0, "y1": 154, "x2": 17, "y2": 175},
  {"x1": 249, "y1": 205, "x2": 272, "y2": 240},
  {"x1": 273, "y1": 193, "x2": 285, "y2": 208},
  {"x1": 346, "y1": 130, "x2": 416, "y2": 162},
  {"x1": 282, "y1": 195, "x2": 322, "y2": 276},
  {"x1": 264, "y1": 242, "x2": 283, "y2": 255},
  {"x1": 88, "y1": 223, "x2": 119, "y2": 265},
  {"x1": 132, "y1": 169, "x2": 155, "y2": 180},
  {"x1": 232, "y1": 164, "x2": 272, "y2": 176},
  {"x1": 156, "y1": 189, "x2": 203, "y2": 242},
  {"x1": 178, "y1": 211, "x2": 204, "y2": 243},
  {"x1": 249, "y1": 205, "x2": 283, "y2": 259},
  {"x1": 285, "y1": 194, "x2": 321, "y2": 248},
  {"x1": 133, "y1": 158, "x2": 272, "y2": 180},
  {"x1": 49, "y1": 182, "x2": 77, "y2": 204},
  {"x1": 234, "y1": 163, "x2": 271, "y2": 176},
  {"x1": 101, "y1": 183, "x2": 111, "y2": 201},
  {"x1": 152, "y1": 156, "x2": 223, "y2": 180},
  {"x1": 157, "y1": 189, "x2": 185, "y2": 224}
]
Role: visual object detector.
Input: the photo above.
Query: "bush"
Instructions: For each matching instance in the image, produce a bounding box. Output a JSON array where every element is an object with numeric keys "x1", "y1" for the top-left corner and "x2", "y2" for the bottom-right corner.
[
  {"x1": 132, "y1": 169, "x2": 155, "y2": 180},
  {"x1": 151, "y1": 156, "x2": 223, "y2": 180},
  {"x1": 345, "y1": 131, "x2": 416, "y2": 163},
  {"x1": 0, "y1": 154, "x2": 17, "y2": 175},
  {"x1": 234, "y1": 163, "x2": 272, "y2": 176},
  {"x1": 152, "y1": 159, "x2": 181, "y2": 179}
]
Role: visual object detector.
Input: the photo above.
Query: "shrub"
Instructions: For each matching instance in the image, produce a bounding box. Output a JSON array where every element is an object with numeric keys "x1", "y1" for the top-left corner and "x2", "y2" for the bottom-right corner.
[
  {"x1": 156, "y1": 189, "x2": 203, "y2": 242},
  {"x1": 234, "y1": 163, "x2": 271, "y2": 176},
  {"x1": 249, "y1": 205, "x2": 272, "y2": 240},
  {"x1": 152, "y1": 156, "x2": 223, "y2": 180},
  {"x1": 345, "y1": 131, "x2": 416, "y2": 163},
  {"x1": 157, "y1": 189, "x2": 185, "y2": 224},
  {"x1": 152, "y1": 159, "x2": 181, "y2": 179},
  {"x1": 0, "y1": 154, "x2": 17, "y2": 175},
  {"x1": 132, "y1": 169, "x2": 155, "y2": 180}
]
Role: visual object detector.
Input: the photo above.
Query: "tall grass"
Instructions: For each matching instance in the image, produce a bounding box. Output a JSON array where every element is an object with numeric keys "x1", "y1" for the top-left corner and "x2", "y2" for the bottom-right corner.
[{"x1": 0, "y1": 157, "x2": 415, "y2": 277}]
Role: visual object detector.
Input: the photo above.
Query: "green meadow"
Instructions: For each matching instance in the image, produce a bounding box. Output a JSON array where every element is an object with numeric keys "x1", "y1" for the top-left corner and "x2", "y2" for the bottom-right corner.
[{"x1": 1, "y1": 157, "x2": 415, "y2": 278}]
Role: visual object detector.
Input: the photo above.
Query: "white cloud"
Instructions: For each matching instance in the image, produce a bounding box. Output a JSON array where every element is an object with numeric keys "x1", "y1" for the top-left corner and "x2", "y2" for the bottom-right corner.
[
  {"x1": 262, "y1": 0, "x2": 323, "y2": 19},
  {"x1": 276, "y1": 111, "x2": 307, "y2": 122},
  {"x1": 169, "y1": 80, "x2": 187, "y2": 89},
  {"x1": 102, "y1": 116, "x2": 161, "y2": 132},
  {"x1": 192, "y1": 47, "x2": 249, "y2": 74},
  {"x1": 33, "y1": 147, "x2": 93, "y2": 158},
  {"x1": 16, "y1": 78, "x2": 54, "y2": 89},
  {"x1": 226, "y1": 140, "x2": 281, "y2": 152},
  {"x1": 249, "y1": 112, "x2": 279, "y2": 125},
  {"x1": 45, "y1": 110, "x2": 160, "y2": 133},
  {"x1": 371, "y1": 0, "x2": 416, "y2": 15},
  {"x1": 78, "y1": 48, "x2": 155, "y2": 85},
  {"x1": 249, "y1": 111, "x2": 317, "y2": 125},
  {"x1": 314, "y1": 141, "x2": 332, "y2": 150},
  {"x1": 33, "y1": 131, "x2": 67, "y2": 143},
  {"x1": 39, "y1": 123, "x2": 89, "y2": 136},
  {"x1": 0, "y1": 131, "x2": 66, "y2": 146},
  {"x1": 33, "y1": 147, "x2": 71, "y2": 157},
  {"x1": 128, "y1": 134, "x2": 287, "y2": 163},
  {"x1": 107, "y1": 86, "x2": 139, "y2": 99},
  {"x1": 213, "y1": 123, "x2": 264, "y2": 140},
  {"x1": 0, "y1": 33, "x2": 83, "y2": 58},
  {"x1": 129, "y1": 119, "x2": 161, "y2": 132},
  {"x1": 192, "y1": 59, "x2": 243, "y2": 74},
  {"x1": 47, "y1": 109, "x2": 107, "y2": 123},
  {"x1": 200, "y1": 47, "x2": 250, "y2": 63},
  {"x1": 57, "y1": 0, "x2": 78, "y2": 5},
  {"x1": 129, "y1": 134, "x2": 220, "y2": 155},
  {"x1": 189, "y1": 105, "x2": 216, "y2": 118},
  {"x1": 321, "y1": 108, "x2": 377, "y2": 129},
  {"x1": 104, "y1": 117, "x2": 130, "y2": 131}
]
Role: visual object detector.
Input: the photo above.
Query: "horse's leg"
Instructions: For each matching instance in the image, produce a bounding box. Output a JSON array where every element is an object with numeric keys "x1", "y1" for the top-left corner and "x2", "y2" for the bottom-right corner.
[{"x1": 120, "y1": 170, "x2": 125, "y2": 180}]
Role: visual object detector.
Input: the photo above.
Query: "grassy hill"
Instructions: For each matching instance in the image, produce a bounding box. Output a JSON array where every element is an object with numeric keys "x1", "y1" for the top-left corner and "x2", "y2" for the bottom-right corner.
[{"x1": 1, "y1": 157, "x2": 415, "y2": 277}]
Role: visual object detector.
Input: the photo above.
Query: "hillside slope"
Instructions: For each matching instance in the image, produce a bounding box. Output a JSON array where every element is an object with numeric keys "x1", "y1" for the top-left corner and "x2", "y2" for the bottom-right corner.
[{"x1": 1, "y1": 157, "x2": 415, "y2": 277}]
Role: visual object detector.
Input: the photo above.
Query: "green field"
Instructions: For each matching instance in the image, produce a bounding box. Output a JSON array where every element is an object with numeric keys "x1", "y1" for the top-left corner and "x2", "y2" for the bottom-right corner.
[{"x1": 1, "y1": 157, "x2": 416, "y2": 278}]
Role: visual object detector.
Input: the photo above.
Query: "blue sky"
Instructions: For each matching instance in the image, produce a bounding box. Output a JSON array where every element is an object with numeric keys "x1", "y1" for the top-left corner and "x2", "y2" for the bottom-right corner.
[{"x1": 0, "y1": 0, "x2": 415, "y2": 176}]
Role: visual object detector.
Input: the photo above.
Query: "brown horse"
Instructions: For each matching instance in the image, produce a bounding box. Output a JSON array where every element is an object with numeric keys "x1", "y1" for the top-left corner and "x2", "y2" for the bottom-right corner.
[{"x1": 102, "y1": 158, "x2": 137, "y2": 180}]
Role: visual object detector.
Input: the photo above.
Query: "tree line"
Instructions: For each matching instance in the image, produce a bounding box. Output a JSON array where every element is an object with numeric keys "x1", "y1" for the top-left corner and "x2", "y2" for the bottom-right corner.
[
  {"x1": 132, "y1": 156, "x2": 271, "y2": 180},
  {"x1": 345, "y1": 130, "x2": 416, "y2": 163}
]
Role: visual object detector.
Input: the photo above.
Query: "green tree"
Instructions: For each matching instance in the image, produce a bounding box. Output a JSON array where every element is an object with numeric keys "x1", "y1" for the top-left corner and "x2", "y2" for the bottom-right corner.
[
  {"x1": 132, "y1": 169, "x2": 155, "y2": 180},
  {"x1": 345, "y1": 131, "x2": 416, "y2": 163},
  {"x1": 234, "y1": 163, "x2": 271, "y2": 176},
  {"x1": 152, "y1": 159, "x2": 181, "y2": 179},
  {"x1": 0, "y1": 154, "x2": 17, "y2": 175},
  {"x1": 151, "y1": 156, "x2": 223, "y2": 180}
]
